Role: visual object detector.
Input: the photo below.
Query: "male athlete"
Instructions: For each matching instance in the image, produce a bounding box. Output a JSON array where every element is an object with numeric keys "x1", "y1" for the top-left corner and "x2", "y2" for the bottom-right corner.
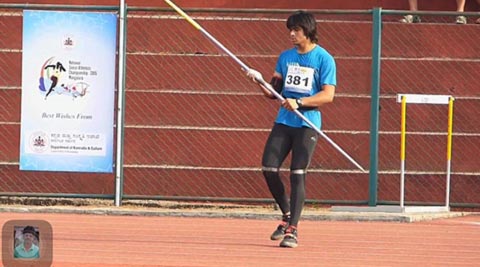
[{"x1": 247, "y1": 10, "x2": 336, "y2": 248}]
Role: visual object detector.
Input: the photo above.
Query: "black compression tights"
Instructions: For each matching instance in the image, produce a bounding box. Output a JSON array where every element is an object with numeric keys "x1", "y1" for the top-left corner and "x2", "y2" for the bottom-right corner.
[
  {"x1": 263, "y1": 170, "x2": 306, "y2": 227},
  {"x1": 261, "y1": 123, "x2": 317, "y2": 227}
]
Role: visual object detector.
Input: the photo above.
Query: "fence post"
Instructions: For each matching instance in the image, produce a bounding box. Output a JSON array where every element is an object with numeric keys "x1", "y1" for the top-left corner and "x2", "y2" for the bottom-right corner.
[
  {"x1": 115, "y1": 1, "x2": 128, "y2": 207},
  {"x1": 368, "y1": 7, "x2": 382, "y2": 206}
]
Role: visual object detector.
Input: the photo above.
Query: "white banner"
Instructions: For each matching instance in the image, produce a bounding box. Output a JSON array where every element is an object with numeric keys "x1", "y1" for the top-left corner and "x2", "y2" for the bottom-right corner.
[{"x1": 20, "y1": 10, "x2": 117, "y2": 173}]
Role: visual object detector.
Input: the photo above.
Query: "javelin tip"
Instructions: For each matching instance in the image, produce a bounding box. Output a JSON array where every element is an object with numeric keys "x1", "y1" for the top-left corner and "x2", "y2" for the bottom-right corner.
[{"x1": 164, "y1": 0, "x2": 202, "y2": 30}]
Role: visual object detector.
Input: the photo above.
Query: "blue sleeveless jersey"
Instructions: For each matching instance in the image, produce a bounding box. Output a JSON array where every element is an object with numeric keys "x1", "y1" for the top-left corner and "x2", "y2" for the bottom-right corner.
[{"x1": 274, "y1": 45, "x2": 336, "y2": 129}]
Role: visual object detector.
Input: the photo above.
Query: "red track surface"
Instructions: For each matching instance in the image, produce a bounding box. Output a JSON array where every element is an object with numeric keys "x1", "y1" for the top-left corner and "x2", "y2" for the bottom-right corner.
[{"x1": 1, "y1": 212, "x2": 479, "y2": 266}]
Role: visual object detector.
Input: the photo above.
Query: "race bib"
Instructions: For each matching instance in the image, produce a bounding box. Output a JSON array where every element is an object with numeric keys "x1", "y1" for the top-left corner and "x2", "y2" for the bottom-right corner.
[{"x1": 284, "y1": 65, "x2": 314, "y2": 93}]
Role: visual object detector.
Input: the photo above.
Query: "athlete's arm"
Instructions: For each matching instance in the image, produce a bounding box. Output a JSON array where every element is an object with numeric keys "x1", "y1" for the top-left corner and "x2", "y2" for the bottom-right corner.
[
  {"x1": 282, "y1": 84, "x2": 335, "y2": 111},
  {"x1": 259, "y1": 73, "x2": 282, "y2": 99},
  {"x1": 246, "y1": 69, "x2": 283, "y2": 99},
  {"x1": 297, "y1": 84, "x2": 335, "y2": 107}
]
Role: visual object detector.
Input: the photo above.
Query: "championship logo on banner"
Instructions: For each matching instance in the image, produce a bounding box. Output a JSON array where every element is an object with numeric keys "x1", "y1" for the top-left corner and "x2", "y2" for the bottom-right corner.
[{"x1": 20, "y1": 10, "x2": 117, "y2": 172}]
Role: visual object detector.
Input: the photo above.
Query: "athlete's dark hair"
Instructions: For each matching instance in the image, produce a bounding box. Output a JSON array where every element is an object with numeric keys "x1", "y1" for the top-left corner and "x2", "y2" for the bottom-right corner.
[{"x1": 286, "y1": 10, "x2": 318, "y2": 43}]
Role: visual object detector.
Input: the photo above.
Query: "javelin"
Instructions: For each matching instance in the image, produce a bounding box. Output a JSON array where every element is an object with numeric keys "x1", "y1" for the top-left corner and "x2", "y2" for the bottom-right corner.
[{"x1": 164, "y1": 0, "x2": 366, "y2": 173}]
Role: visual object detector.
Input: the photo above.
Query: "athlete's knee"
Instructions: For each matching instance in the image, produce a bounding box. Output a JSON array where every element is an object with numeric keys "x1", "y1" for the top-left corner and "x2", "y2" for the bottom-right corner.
[
  {"x1": 262, "y1": 166, "x2": 279, "y2": 180},
  {"x1": 290, "y1": 169, "x2": 306, "y2": 183},
  {"x1": 290, "y1": 169, "x2": 306, "y2": 176},
  {"x1": 290, "y1": 169, "x2": 306, "y2": 191}
]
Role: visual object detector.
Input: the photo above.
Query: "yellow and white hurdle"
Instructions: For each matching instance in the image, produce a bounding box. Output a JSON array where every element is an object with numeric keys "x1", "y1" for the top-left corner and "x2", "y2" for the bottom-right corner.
[{"x1": 397, "y1": 94, "x2": 454, "y2": 211}]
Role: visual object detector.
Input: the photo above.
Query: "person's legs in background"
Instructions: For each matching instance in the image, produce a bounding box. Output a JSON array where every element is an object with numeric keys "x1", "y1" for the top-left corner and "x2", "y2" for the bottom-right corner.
[
  {"x1": 400, "y1": 0, "x2": 422, "y2": 23},
  {"x1": 476, "y1": 0, "x2": 480, "y2": 24},
  {"x1": 455, "y1": 0, "x2": 467, "y2": 24}
]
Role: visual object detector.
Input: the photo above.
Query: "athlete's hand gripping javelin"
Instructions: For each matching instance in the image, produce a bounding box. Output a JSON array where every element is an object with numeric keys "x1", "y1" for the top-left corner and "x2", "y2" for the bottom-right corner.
[{"x1": 246, "y1": 69, "x2": 300, "y2": 112}]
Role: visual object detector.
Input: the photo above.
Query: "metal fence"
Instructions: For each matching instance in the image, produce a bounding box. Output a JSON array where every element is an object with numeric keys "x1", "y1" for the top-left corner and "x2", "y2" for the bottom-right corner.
[
  {"x1": 375, "y1": 10, "x2": 480, "y2": 208},
  {"x1": 0, "y1": 4, "x2": 479, "y2": 209}
]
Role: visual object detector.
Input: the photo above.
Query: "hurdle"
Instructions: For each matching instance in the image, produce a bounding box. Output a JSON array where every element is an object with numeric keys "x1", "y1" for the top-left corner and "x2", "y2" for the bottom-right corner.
[
  {"x1": 331, "y1": 93, "x2": 454, "y2": 214},
  {"x1": 396, "y1": 94, "x2": 454, "y2": 213}
]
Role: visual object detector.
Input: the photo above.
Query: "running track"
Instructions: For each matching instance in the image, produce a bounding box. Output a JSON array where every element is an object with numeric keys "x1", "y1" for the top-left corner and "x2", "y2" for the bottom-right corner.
[{"x1": 1, "y1": 212, "x2": 479, "y2": 266}]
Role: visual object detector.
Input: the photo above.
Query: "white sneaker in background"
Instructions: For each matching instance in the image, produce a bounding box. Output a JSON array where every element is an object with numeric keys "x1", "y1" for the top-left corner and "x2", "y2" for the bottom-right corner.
[
  {"x1": 399, "y1": 15, "x2": 421, "y2": 23},
  {"x1": 455, "y1": 16, "x2": 467, "y2": 24}
]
